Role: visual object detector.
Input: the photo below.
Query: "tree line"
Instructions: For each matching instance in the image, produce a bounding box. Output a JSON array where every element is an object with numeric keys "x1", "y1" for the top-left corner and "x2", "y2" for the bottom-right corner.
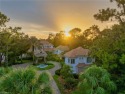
[{"x1": 0, "y1": 12, "x2": 39, "y2": 66}]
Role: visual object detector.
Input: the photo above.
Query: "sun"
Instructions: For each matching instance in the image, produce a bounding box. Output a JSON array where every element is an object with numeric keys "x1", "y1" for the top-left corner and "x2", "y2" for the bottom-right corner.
[{"x1": 64, "y1": 26, "x2": 71, "y2": 37}]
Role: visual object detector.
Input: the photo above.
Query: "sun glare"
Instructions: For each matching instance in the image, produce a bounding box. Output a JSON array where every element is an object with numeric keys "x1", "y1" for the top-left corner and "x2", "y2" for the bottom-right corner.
[{"x1": 64, "y1": 26, "x2": 71, "y2": 37}]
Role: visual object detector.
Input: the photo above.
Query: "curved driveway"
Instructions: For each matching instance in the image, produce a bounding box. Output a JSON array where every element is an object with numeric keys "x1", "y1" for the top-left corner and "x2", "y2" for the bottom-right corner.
[
  {"x1": 38, "y1": 61, "x2": 61, "y2": 94},
  {"x1": 48, "y1": 61, "x2": 61, "y2": 76}
]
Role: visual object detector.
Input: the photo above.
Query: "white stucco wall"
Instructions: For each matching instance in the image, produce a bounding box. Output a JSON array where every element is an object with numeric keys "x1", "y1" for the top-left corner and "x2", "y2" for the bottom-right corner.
[
  {"x1": 75, "y1": 56, "x2": 87, "y2": 63},
  {"x1": 53, "y1": 50, "x2": 63, "y2": 55},
  {"x1": 64, "y1": 57, "x2": 79, "y2": 73},
  {"x1": 43, "y1": 44, "x2": 53, "y2": 49},
  {"x1": 64, "y1": 56, "x2": 93, "y2": 73}
]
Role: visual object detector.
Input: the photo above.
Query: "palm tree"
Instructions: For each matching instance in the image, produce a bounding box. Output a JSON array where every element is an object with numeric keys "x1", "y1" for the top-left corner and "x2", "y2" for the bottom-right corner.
[
  {"x1": 73, "y1": 65, "x2": 116, "y2": 94},
  {"x1": 0, "y1": 67, "x2": 12, "y2": 77},
  {"x1": 0, "y1": 67, "x2": 52, "y2": 94},
  {"x1": 29, "y1": 36, "x2": 38, "y2": 64}
]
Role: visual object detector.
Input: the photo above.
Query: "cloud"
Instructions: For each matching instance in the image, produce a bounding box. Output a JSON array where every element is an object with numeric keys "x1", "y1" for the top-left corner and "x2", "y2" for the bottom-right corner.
[
  {"x1": 6, "y1": 20, "x2": 55, "y2": 39},
  {"x1": 0, "y1": 0, "x2": 117, "y2": 38}
]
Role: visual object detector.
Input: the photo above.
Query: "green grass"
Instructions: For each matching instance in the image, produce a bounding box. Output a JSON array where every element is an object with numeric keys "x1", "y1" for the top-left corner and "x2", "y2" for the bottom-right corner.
[
  {"x1": 34, "y1": 62, "x2": 55, "y2": 70},
  {"x1": 53, "y1": 75, "x2": 65, "y2": 94},
  {"x1": 16, "y1": 59, "x2": 33, "y2": 64}
]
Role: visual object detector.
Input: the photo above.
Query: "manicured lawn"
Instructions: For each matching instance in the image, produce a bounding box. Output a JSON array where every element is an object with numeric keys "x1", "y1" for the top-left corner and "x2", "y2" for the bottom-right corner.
[
  {"x1": 53, "y1": 75, "x2": 65, "y2": 94},
  {"x1": 16, "y1": 59, "x2": 33, "y2": 64},
  {"x1": 3, "y1": 59, "x2": 33, "y2": 66}
]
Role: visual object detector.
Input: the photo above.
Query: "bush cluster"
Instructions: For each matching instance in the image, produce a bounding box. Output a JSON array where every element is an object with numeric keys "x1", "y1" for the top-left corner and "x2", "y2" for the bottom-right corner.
[
  {"x1": 55, "y1": 69, "x2": 61, "y2": 76},
  {"x1": 46, "y1": 52, "x2": 62, "y2": 62},
  {"x1": 0, "y1": 67, "x2": 52, "y2": 94},
  {"x1": 56, "y1": 64, "x2": 78, "y2": 90},
  {"x1": 65, "y1": 77, "x2": 78, "y2": 89},
  {"x1": 0, "y1": 67, "x2": 13, "y2": 76}
]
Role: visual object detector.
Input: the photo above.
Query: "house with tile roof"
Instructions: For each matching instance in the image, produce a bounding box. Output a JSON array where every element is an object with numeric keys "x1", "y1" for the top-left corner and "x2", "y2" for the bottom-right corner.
[
  {"x1": 28, "y1": 46, "x2": 47, "y2": 58},
  {"x1": 64, "y1": 47, "x2": 94, "y2": 73},
  {"x1": 53, "y1": 45, "x2": 69, "y2": 55},
  {"x1": 28, "y1": 46, "x2": 47, "y2": 63},
  {"x1": 40, "y1": 40, "x2": 54, "y2": 52}
]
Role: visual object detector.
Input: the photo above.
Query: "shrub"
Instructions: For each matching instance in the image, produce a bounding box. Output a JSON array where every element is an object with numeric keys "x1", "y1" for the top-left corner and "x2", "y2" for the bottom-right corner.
[
  {"x1": 55, "y1": 69, "x2": 61, "y2": 76},
  {"x1": 38, "y1": 72, "x2": 50, "y2": 84},
  {"x1": 0, "y1": 67, "x2": 12, "y2": 77},
  {"x1": 46, "y1": 52, "x2": 62, "y2": 62},
  {"x1": 73, "y1": 73, "x2": 79, "y2": 79},
  {"x1": 65, "y1": 77, "x2": 78, "y2": 89},
  {"x1": 60, "y1": 62, "x2": 65, "y2": 67},
  {"x1": 41, "y1": 86, "x2": 52, "y2": 94},
  {"x1": 0, "y1": 67, "x2": 5, "y2": 76},
  {"x1": 60, "y1": 64, "x2": 73, "y2": 79},
  {"x1": 21, "y1": 57, "x2": 33, "y2": 60}
]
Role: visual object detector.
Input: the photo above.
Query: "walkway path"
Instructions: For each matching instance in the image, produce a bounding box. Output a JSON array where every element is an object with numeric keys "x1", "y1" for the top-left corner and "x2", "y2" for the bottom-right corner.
[
  {"x1": 12, "y1": 61, "x2": 61, "y2": 94},
  {"x1": 12, "y1": 62, "x2": 32, "y2": 69},
  {"x1": 48, "y1": 61, "x2": 61, "y2": 76}
]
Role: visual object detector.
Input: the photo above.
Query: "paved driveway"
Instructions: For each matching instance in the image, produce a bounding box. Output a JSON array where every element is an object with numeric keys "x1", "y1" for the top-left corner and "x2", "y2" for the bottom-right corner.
[
  {"x1": 12, "y1": 62, "x2": 32, "y2": 69},
  {"x1": 38, "y1": 61, "x2": 61, "y2": 94},
  {"x1": 48, "y1": 61, "x2": 61, "y2": 76}
]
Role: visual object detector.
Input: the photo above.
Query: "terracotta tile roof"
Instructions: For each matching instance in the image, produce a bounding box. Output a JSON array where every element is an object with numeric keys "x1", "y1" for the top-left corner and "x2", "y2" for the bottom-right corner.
[
  {"x1": 43, "y1": 48, "x2": 54, "y2": 52},
  {"x1": 34, "y1": 49, "x2": 47, "y2": 57},
  {"x1": 77, "y1": 63, "x2": 91, "y2": 73},
  {"x1": 54, "y1": 45, "x2": 69, "y2": 52},
  {"x1": 40, "y1": 40, "x2": 53, "y2": 46},
  {"x1": 76, "y1": 63, "x2": 90, "y2": 67},
  {"x1": 64, "y1": 47, "x2": 89, "y2": 58}
]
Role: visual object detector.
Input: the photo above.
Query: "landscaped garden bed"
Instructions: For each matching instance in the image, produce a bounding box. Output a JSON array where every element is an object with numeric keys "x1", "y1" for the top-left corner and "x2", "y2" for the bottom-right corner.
[
  {"x1": 33, "y1": 61, "x2": 55, "y2": 70},
  {"x1": 53, "y1": 75, "x2": 66, "y2": 94},
  {"x1": 53, "y1": 66, "x2": 79, "y2": 94}
]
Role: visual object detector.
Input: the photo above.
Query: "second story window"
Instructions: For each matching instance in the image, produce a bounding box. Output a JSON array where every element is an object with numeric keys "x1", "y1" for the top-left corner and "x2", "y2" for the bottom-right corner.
[
  {"x1": 68, "y1": 58, "x2": 70, "y2": 63},
  {"x1": 79, "y1": 57, "x2": 83, "y2": 60},
  {"x1": 71, "y1": 59, "x2": 75, "y2": 64}
]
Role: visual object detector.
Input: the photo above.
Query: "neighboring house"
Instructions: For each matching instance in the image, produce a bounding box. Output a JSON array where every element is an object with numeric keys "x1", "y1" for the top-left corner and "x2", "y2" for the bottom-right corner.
[
  {"x1": 28, "y1": 46, "x2": 47, "y2": 63},
  {"x1": 53, "y1": 45, "x2": 69, "y2": 55},
  {"x1": 28, "y1": 46, "x2": 47, "y2": 57},
  {"x1": 40, "y1": 40, "x2": 54, "y2": 52},
  {"x1": 64, "y1": 47, "x2": 94, "y2": 73},
  {"x1": 34, "y1": 47, "x2": 47, "y2": 57},
  {"x1": 34, "y1": 48, "x2": 47, "y2": 63}
]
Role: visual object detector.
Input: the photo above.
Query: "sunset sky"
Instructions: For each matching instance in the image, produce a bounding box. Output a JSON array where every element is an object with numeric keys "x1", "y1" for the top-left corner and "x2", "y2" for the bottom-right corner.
[{"x1": 0, "y1": 0, "x2": 117, "y2": 39}]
